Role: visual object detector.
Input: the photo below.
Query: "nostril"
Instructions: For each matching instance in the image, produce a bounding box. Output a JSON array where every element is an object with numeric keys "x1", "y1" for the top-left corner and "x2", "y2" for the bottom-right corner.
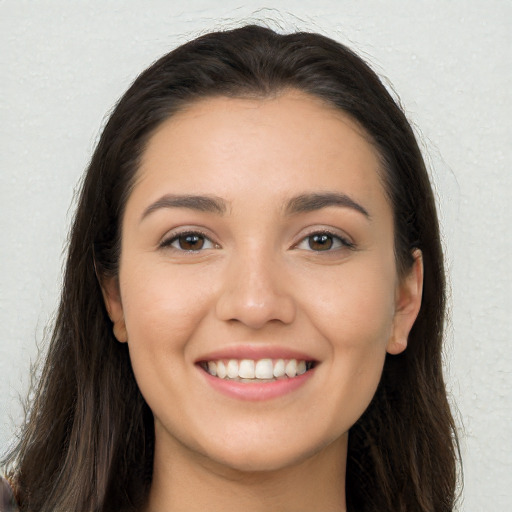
[{"x1": 215, "y1": 286, "x2": 296, "y2": 328}]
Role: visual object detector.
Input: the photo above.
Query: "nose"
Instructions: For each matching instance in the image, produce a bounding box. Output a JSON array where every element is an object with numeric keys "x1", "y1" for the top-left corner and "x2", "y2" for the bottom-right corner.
[{"x1": 215, "y1": 249, "x2": 296, "y2": 329}]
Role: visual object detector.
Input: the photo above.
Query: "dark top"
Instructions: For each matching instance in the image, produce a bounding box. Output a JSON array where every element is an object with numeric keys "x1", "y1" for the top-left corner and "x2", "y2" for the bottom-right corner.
[{"x1": 0, "y1": 477, "x2": 18, "y2": 512}]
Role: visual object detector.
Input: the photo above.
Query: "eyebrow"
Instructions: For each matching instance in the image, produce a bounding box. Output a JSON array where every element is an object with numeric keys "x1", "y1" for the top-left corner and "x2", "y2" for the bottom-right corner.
[
  {"x1": 140, "y1": 191, "x2": 369, "y2": 221},
  {"x1": 285, "y1": 192, "x2": 370, "y2": 219},
  {"x1": 141, "y1": 194, "x2": 227, "y2": 221}
]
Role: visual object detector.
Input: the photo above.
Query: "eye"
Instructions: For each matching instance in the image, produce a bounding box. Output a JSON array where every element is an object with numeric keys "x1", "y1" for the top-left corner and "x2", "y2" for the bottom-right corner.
[
  {"x1": 161, "y1": 232, "x2": 216, "y2": 251},
  {"x1": 295, "y1": 231, "x2": 354, "y2": 252}
]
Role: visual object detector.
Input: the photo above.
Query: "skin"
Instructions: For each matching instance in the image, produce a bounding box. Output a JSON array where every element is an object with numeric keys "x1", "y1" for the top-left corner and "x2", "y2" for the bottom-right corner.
[{"x1": 103, "y1": 90, "x2": 423, "y2": 512}]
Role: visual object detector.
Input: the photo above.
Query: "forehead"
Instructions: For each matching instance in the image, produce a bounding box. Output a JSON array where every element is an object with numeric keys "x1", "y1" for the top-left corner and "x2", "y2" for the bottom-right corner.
[{"x1": 130, "y1": 90, "x2": 388, "y2": 216}]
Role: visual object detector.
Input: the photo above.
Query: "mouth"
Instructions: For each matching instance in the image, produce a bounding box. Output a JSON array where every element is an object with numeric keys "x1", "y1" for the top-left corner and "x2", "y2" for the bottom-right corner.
[{"x1": 198, "y1": 358, "x2": 317, "y2": 383}]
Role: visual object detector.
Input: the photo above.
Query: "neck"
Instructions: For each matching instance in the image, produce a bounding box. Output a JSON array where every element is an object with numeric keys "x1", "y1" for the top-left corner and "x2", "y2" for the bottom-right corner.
[{"x1": 145, "y1": 433, "x2": 348, "y2": 512}]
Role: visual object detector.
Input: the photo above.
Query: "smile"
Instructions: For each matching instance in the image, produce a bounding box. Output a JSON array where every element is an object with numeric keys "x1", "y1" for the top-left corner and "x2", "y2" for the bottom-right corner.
[{"x1": 199, "y1": 358, "x2": 316, "y2": 382}]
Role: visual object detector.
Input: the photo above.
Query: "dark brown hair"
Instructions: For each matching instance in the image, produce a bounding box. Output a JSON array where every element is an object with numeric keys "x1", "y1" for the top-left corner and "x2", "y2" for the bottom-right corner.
[{"x1": 3, "y1": 25, "x2": 460, "y2": 511}]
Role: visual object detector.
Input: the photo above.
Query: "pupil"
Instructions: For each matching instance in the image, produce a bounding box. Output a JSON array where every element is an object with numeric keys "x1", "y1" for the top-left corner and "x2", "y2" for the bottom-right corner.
[
  {"x1": 180, "y1": 234, "x2": 204, "y2": 250},
  {"x1": 309, "y1": 234, "x2": 333, "y2": 251}
]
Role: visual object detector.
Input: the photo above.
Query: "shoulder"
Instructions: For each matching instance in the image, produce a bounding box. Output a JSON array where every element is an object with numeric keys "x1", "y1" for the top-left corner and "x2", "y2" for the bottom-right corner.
[{"x1": 0, "y1": 476, "x2": 19, "y2": 512}]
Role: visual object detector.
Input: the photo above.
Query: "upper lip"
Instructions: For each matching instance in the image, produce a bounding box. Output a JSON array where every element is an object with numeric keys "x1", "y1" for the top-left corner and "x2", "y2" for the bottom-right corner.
[{"x1": 195, "y1": 344, "x2": 318, "y2": 363}]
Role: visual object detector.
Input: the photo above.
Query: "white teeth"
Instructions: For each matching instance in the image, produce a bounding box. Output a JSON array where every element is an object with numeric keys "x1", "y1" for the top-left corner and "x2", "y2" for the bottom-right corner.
[
  {"x1": 285, "y1": 359, "x2": 297, "y2": 377},
  {"x1": 273, "y1": 359, "x2": 285, "y2": 378},
  {"x1": 207, "y1": 361, "x2": 217, "y2": 376},
  {"x1": 255, "y1": 359, "x2": 273, "y2": 379},
  {"x1": 216, "y1": 360, "x2": 227, "y2": 379},
  {"x1": 203, "y1": 358, "x2": 313, "y2": 381},
  {"x1": 227, "y1": 359, "x2": 239, "y2": 378},
  {"x1": 239, "y1": 359, "x2": 255, "y2": 378}
]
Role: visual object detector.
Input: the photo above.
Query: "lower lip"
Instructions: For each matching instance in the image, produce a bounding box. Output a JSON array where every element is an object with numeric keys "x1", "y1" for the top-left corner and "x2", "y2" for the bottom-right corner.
[{"x1": 198, "y1": 366, "x2": 315, "y2": 401}]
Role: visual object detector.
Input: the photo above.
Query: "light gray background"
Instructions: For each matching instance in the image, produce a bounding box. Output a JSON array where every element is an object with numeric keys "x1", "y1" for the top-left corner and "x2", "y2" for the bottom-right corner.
[{"x1": 1, "y1": 1, "x2": 510, "y2": 510}]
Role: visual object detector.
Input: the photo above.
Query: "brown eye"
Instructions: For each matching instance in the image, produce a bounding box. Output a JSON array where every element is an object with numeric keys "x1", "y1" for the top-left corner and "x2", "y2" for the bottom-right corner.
[
  {"x1": 295, "y1": 231, "x2": 354, "y2": 252},
  {"x1": 308, "y1": 233, "x2": 334, "y2": 251},
  {"x1": 163, "y1": 232, "x2": 215, "y2": 251},
  {"x1": 178, "y1": 234, "x2": 205, "y2": 250}
]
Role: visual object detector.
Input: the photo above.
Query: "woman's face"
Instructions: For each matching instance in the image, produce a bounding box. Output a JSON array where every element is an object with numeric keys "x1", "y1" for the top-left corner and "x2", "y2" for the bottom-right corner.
[{"x1": 104, "y1": 90, "x2": 422, "y2": 473}]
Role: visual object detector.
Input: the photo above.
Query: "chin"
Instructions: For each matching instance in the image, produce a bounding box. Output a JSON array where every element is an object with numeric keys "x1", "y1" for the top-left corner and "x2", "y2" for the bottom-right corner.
[
  {"x1": 216, "y1": 450, "x2": 301, "y2": 473},
  {"x1": 198, "y1": 430, "x2": 347, "y2": 475}
]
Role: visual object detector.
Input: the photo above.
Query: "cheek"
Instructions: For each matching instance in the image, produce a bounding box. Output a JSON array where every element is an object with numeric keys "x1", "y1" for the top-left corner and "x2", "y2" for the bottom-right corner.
[
  {"x1": 120, "y1": 261, "x2": 215, "y2": 354},
  {"x1": 303, "y1": 259, "x2": 397, "y2": 349},
  {"x1": 297, "y1": 259, "x2": 396, "y2": 417},
  {"x1": 118, "y1": 263, "x2": 216, "y2": 417}
]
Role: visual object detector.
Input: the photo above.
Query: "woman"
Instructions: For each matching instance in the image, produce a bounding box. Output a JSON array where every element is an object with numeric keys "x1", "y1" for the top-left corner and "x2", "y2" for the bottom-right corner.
[{"x1": 1, "y1": 25, "x2": 459, "y2": 511}]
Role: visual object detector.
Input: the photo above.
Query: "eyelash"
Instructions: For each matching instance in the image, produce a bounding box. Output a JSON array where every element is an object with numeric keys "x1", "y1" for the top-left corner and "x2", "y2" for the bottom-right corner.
[
  {"x1": 160, "y1": 230, "x2": 355, "y2": 253},
  {"x1": 294, "y1": 230, "x2": 355, "y2": 252},
  {"x1": 160, "y1": 230, "x2": 217, "y2": 252}
]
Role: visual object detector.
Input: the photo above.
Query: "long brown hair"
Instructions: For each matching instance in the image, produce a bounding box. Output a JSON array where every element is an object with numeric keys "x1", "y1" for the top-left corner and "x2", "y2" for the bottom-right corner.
[{"x1": 3, "y1": 25, "x2": 460, "y2": 511}]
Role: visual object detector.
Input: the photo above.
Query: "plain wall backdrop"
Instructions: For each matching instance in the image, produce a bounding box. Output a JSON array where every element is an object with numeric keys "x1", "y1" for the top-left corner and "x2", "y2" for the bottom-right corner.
[{"x1": 1, "y1": 1, "x2": 510, "y2": 510}]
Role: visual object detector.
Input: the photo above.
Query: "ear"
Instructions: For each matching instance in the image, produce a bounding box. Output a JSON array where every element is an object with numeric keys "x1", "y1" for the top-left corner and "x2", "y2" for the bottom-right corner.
[
  {"x1": 100, "y1": 276, "x2": 128, "y2": 343},
  {"x1": 387, "y1": 249, "x2": 423, "y2": 355}
]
